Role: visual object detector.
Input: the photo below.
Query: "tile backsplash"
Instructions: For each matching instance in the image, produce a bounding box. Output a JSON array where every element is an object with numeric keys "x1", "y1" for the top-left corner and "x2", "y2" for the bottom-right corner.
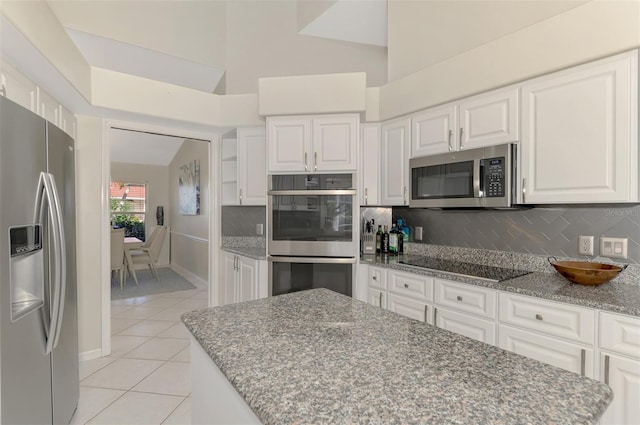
[
  {"x1": 221, "y1": 206, "x2": 266, "y2": 237},
  {"x1": 393, "y1": 205, "x2": 640, "y2": 264}
]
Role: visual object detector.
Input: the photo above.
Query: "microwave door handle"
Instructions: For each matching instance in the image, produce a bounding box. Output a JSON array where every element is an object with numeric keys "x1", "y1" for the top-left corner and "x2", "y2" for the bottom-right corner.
[{"x1": 473, "y1": 159, "x2": 482, "y2": 198}]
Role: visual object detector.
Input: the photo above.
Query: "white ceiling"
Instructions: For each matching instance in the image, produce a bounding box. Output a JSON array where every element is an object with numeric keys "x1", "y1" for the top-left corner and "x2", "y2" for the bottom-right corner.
[
  {"x1": 66, "y1": 28, "x2": 225, "y2": 92},
  {"x1": 109, "y1": 128, "x2": 186, "y2": 166},
  {"x1": 299, "y1": 0, "x2": 387, "y2": 47}
]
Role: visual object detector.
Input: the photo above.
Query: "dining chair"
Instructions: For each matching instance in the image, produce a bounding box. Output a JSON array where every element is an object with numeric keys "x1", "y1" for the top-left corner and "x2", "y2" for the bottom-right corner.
[
  {"x1": 110, "y1": 228, "x2": 126, "y2": 290},
  {"x1": 130, "y1": 226, "x2": 167, "y2": 281}
]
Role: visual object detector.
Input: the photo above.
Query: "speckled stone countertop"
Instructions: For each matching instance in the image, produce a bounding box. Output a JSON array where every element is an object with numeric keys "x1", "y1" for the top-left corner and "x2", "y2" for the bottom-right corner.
[
  {"x1": 361, "y1": 254, "x2": 640, "y2": 317},
  {"x1": 182, "y1": 289, "x2": 612, "y2": 425},
  {"x1": 220, "y1": 246, "x2": 266, "y2": 260}
]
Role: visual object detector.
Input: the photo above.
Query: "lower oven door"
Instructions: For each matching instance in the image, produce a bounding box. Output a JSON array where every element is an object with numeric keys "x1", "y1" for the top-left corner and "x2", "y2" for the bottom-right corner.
[{"x1": 268, "y1": 256, "x2": 355, "y2": 297}]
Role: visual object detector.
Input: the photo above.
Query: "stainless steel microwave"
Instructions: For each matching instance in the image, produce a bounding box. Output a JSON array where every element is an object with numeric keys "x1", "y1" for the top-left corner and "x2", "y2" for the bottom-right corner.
[{"x1": 409, "y1": 143, "x2": 517, "y2": 208}]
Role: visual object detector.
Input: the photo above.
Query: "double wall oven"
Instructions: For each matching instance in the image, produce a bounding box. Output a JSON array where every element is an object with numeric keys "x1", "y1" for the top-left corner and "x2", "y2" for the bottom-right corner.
[{"x1": 268, "y1": 174, "x2": 356, "y2": 297}]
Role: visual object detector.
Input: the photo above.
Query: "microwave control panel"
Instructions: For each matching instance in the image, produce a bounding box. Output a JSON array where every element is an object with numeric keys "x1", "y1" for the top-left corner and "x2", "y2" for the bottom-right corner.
[{"x1": 482, "y1": 157, "x2": 505, "y2": 197}]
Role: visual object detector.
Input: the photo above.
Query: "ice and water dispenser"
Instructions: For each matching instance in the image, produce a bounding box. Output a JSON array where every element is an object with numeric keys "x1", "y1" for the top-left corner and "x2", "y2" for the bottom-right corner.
[{"x1": 9, "y1": 225, "x2": 44, "y2": 321}]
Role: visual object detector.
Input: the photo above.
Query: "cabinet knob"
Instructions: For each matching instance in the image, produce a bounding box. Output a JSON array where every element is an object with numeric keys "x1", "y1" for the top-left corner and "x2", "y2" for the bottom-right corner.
[
  {"x1": 372, "y1": 276, "x2": 377, "y2": 280},
  {"x1": 535, "y1": 314, "x2": 543, "y2": 321},
  {"x1": 404, "y1": 283, "x2": 409, "y2": 288},
  {"x1": 456, "y1": 295, "x2": 463, "y2": 301}
]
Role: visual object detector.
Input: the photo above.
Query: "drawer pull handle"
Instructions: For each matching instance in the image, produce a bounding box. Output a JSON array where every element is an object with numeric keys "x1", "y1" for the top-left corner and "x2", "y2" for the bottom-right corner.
[
  {"x1": 404, "y1": 283, "x2": 409, "y2": 288},
  {"x1": 535, "y1": 314, "x2": 543, "y2": 321},
  {"x1": 379, "y1": 292, "x2": 383, "y2": 307},
  {"x1": 456, "y1": 296, "x2": 463, "y2": 301},
  {"x1": 424, "y1": 305, "x2": 428, "y2": 323},
  {"x1": 580, "y1": 349, "x2": 586, "y2": 377},
  {"x1": 604, "y1": 355, "x2": 610, "y2": 385},
  {"x1": 434, "y1": 307, "x2": 438, "y2": 327}
]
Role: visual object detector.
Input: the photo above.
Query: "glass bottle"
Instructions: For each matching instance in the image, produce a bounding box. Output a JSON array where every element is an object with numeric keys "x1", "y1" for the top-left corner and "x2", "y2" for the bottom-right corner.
[{"x1": 375, "y1": 225, "x2": 382, "y2": 253}]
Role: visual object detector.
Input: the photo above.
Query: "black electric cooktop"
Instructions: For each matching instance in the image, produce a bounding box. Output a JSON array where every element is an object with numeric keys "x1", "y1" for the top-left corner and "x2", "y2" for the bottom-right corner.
[{"x1": 397, "y1": 255, "x2": 530, "y2": 282}]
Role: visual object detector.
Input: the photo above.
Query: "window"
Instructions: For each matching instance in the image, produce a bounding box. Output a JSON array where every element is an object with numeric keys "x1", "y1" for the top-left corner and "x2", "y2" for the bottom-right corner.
[{"x1": 110, "y1": 181, "x2": 146, "y2": 241}]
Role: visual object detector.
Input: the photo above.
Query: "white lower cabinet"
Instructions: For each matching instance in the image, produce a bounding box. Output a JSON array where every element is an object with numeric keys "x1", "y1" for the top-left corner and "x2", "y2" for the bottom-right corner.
[
  {"x1": 598, "y1": 311, "x2": 640, "y2": 425},
  {"x1": 368, "y1": 288, "x2": 386, "y2": 308},
  {"x1": 387, "y1": 294, "x2": 432, "y2": 325},
  {"x1": 599, "y1": 352, "x2": 640, "y2": 425},
  {"x1": 434, "y1": 306, "x2": 495, "y2": 345},
  {"x1": 222, "y1": 252, "x2": 267, "y2": 305},
  {"x1": 498, "y1": 324, "x2": 594, "y2": 378}
]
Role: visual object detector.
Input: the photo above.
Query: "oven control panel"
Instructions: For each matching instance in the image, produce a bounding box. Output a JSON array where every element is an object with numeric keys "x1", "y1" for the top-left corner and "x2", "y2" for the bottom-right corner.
[{"x1": 481, "y1": 157, "x2": 505, "y2": 198}]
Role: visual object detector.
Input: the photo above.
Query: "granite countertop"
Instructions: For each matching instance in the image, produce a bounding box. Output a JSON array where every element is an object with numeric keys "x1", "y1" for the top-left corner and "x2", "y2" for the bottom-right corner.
[
  {"x1": 361, "y1": 254, "x2": 640, "y2": 317},
  {"x1": 182, "y1": 289, "x2": 612, "y2": 425},
  {"x1": 221, "y1": 246, "x2": 267, "y2": 260}
]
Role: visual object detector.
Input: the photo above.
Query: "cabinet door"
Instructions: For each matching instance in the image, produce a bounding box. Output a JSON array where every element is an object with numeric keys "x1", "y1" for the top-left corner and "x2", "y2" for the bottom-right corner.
[
  {"x1": 360, "y1": 123, "x2": 380, "y2": 205},
  {"x1": 411, "y1": 103, "x2": 457, "y2": 157},
  {"x1": 312, "y1": 115, "x2": 358, "y2": 171},
  {"x1": 267, "y1": 117, "x2": 311, "y2": 172},
  {"x1": 499, "y1": 324, "x2": 594, "y2": 378},
  {"x1": 520, "y1": 52, "x2": 637, "y2": 203},
  {"x1": 387, "y1": 294, "x2": 432, "y2": 325},
  {"x1": 458, "y1": 87, "x2": 518, "y2": 151},
  {"x1": 1, "y1": 60, "x2": 36, "y2": 112},
  {"x1": 222, "y1": 253, "x2": 237, "y2": 305},
  {"x1": 237, "y1": 257, "x2": 258, "y2": 303},
  {"x1": 435, "y1": 307, "x2": 495, "y2": 345},
  {"x1": 367, "y1": 289, "x2": 386, "y2": 308},
  {"x1": 237, "y1": 127, "x2": 267, "y2": 205},
  {"x1": 380, "y1": 118, "x2": 411, "y2": 206},
  {"x1": 600, "y1": 353, "x2": 640, "y2": 425}
]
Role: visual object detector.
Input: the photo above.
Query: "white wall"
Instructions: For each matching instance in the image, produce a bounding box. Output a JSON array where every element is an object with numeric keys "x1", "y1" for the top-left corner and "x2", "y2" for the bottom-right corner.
[
  {"x1": 380, "y1": 0, "x2": 640, "y2": 120},
  {"x1": 75, "y1": 115, "x2": 105, "y2": 356},
  {"x1": 169, "y1": 140, "x2": 210, "y2": 283},
  {"x1": 110, "y1": 162, "x2": 170, "y2": 266},
  {"x1": 224, "y1": 0, "x2": 387, "y2": 94}
]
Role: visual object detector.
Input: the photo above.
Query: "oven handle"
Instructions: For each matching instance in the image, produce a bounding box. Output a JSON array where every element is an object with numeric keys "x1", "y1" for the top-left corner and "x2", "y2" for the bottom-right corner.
[
  {"x1": 268, "y1": 256, "x2": 357, "y2": 264},
  {"x1": 267, "y1": 189, "x2": 357, "y2": 196}
]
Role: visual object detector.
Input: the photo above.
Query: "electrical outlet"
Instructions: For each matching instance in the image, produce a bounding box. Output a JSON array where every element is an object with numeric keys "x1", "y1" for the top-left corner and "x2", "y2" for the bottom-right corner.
[
  {"x1": 415, "y1": 227, "x2": 423, "y2": 241},
  {"x1": 256, "y1": 223, "x2": 264, "y2": 236},
  {"x1": 599, "y1": 236, "x2": 628, "y2": 259},
  {"x1": 577, "y1": 236, "x2": 594, "y2": 256}
]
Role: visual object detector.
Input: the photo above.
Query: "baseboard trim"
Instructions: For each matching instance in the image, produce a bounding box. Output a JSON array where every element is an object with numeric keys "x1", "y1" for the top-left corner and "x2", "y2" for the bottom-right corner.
[
  {"x1": 171, "y1": 263, "x2": 208, "y2": 289},
  {"x1": 79, "y1": 348, "x2": 103, "y2": 362}
]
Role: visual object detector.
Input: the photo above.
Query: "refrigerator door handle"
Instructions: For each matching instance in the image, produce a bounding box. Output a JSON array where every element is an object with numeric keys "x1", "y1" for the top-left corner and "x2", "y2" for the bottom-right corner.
[
  {"x1": 34, "y1": 173, "x2": 64, "y2": 354},
  {"x1": 47, "y1": 173, "x2": 66, "y2": 349}
]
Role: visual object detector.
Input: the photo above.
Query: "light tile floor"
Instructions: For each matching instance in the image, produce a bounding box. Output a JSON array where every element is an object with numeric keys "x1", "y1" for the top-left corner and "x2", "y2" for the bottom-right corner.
[{"x1": 72, "y1": 286, "x2": 208, "y2": 424}]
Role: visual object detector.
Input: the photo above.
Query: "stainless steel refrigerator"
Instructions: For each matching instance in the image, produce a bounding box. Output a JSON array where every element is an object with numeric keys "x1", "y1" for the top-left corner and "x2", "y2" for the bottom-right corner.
[{"x1": 0, "y1": 96, "x2": 79, "y2": 424}]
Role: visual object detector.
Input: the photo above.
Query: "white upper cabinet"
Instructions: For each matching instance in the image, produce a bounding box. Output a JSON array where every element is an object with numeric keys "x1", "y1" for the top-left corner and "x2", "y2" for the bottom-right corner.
[
  {"x1": 360, "y1": 123, "x2": 380, "y2": 206},
  {"x1": 458, "y1": 87, "x2": 519, "y2": 151},
  {"x1": 268, "y1": 114, "x2": 358, "y2": 173},
  {"x1": 237, "y1": 127, "x2": 267, "y2": 205},
  {"x1": 380, "y1": 117, "x2": 411, "y2": 206},
  {"x1": 222, "y1": 127, "x2": 267, "y2": 206},
  {"x1": 1, "y1": 60, "x2": 36, "y2": 113},
  {"x1": 520, "y1": 51, "x2": 638, "y2": 204},
  {"x1": 411, "y1": 87, "x2": 518, "y2": 158},
  {"x1": 411, "y1": 103, "x2": 457, "y2": 157}
]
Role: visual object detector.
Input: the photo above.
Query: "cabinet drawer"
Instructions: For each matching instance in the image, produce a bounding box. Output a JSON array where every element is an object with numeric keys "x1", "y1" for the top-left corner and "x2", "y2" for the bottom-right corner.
[
  {"x1": 435, "y1": 307, "x2": 495, "y2": 345},
  {"x1": 387, "y1": 294, "x2": 432, "y2": 324},
  {"x1": 499, "y1": 324, "x2": 594, "y2": 378},
  {"x1": 388, "y1": 270, "x2": 433, "y2": 301},
  {"x1": 600, "y1": 312, "x2": 640, "y2": 359},
  {"x1": 368, "y1": 267, "x2": 386, "y2": 290},
  {"x1": 499, "y1": 293, "x2": 595, "y2": 344},
  {"x1": 435, "y1": 279, "x2": 496, "y2": 319}
]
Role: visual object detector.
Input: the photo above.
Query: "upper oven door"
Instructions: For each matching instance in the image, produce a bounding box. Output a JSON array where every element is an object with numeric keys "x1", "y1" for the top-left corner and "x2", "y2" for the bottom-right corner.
[
  {"x1": 409, "y1": 143, "x2": 515, "y2": 208},
  {"x1": 268, "y1": 174, "x2": 357, "y2": 257}
]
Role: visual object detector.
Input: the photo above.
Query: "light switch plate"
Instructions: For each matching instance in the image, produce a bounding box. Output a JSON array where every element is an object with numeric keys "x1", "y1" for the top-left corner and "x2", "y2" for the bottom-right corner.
[
  {"x1": 415, "y1": 227, "x2": 423, "y2": 241},
  {"x1": 256, "y1": 223, "x2": 264, "y2": 236},
  {"x1": 599, "y1": 236, "x2": 628, "y2": 259}
]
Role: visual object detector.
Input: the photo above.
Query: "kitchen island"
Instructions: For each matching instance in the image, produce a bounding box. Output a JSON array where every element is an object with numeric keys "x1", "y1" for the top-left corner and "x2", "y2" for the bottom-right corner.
[{"x1": 182, "y1": 289, "x2": 612, "y2": 424}]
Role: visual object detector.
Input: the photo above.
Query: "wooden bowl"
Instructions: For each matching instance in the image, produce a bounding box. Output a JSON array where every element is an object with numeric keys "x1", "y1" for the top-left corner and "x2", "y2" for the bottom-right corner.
[{"x1": 548, "y1": 258, "x2": 626, "y2": 285}]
